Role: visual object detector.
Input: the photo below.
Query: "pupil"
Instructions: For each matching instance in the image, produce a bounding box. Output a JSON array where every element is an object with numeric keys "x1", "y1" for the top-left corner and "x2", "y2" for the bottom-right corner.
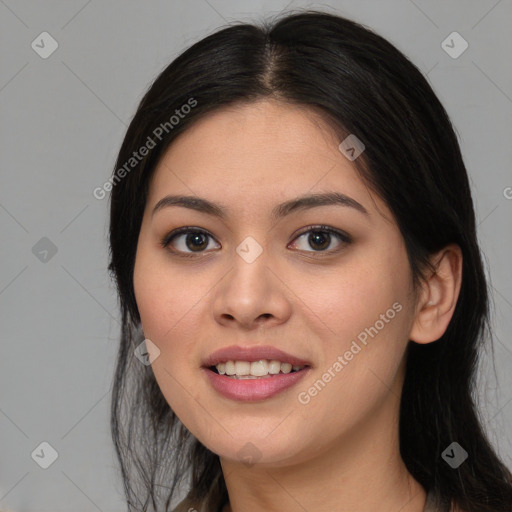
[
  {"x1": 309, "y1": 231, "x2": 330, "y2": 250},
  {"x1": 187, "y1": 233, "x2": 208, "y2": 251}
]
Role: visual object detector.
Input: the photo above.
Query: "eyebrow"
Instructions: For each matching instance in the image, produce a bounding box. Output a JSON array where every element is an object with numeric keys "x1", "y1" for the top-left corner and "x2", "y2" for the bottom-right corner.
[{"x1": 152, "y1": 192, "x2": 369, "y2": 220}]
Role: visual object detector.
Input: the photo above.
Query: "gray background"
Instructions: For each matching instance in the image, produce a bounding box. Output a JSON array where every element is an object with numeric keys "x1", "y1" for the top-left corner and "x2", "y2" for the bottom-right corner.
[{"x1": 1, "y1": 0, "x2": 511, "y2": 510}]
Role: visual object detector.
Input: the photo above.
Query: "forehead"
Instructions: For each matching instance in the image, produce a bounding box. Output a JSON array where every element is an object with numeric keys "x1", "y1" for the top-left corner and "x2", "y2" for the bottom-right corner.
[{"x1": 146, "y1": 100, "x2": 385, "y2": 220}]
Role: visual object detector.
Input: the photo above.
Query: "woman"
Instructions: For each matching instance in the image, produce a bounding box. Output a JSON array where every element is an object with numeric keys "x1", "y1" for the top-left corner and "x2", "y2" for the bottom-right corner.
[{"x1": 108, "y1": 10, "x2": 512, "y2": 512}]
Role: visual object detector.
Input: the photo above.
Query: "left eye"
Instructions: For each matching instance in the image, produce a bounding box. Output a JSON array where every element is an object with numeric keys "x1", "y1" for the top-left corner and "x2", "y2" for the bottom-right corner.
[{"x1": 290, "y1": 226, "x2": 351, "y2": 252}]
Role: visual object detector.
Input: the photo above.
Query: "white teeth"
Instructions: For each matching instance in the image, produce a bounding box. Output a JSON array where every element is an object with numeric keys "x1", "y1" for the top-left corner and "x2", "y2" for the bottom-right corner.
[
  {"x1": 214, "y1": 359, "x2": 306, "y2": 377},
  {"x1": 250, "y1": 360, "x2": 268, "y2": 376},
  {"x1": 235, "y1": 361, "x2": 251, "y2": 375},
  {"x1": 281, "y1": 363, "x2": 292, "y2": 374},
  {"x1": 268, "y1": 360, "x2": 281, "y2": 374},
  {"x1": 225, "y1": 361, "x2": 236, "y2": 375}
]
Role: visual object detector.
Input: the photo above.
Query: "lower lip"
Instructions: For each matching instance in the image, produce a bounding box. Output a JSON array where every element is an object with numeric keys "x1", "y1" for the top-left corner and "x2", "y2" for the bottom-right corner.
[{"x1": 203, "y1": 367, "x2": 311, "y2": 402}]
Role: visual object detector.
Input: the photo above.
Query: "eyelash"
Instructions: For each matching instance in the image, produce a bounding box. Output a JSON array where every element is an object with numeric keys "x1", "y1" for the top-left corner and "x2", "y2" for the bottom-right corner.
[{"x1": 160, "y1": 225, "x2": 352, "y2": 258}]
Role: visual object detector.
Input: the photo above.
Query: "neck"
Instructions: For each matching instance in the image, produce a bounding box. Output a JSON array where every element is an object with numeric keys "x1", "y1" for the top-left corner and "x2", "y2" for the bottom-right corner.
[{"x1": 220, "y1": 375, "x2": 426, "y2": 512}]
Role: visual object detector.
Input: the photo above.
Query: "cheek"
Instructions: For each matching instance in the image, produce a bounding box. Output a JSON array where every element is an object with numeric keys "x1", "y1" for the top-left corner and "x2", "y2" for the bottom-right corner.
[
  {"x1": 288, "y1": 245, "x2": 411, "y2": 354},
  {"x1": 134, "y1": 243, "x2": 200, "y2": 342},
  {"x1": 291, "y1": 245, "x2": 412, "y2": 421},
  {"x1": 133, "y1": 252, "x2": 210, "y2": 432},
  {"x1": 133, "y1": 243, "x2": 215, "y2": 398}
]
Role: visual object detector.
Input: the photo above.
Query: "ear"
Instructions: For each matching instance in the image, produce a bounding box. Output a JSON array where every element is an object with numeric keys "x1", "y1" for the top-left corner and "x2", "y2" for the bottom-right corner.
[{"x1": 409, "y1": 244, "x2": 463, "y2": 344}]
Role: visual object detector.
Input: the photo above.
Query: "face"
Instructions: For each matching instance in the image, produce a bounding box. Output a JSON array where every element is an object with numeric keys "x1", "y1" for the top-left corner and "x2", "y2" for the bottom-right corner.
[{"x1": 133, "y1": 99, "x2": 418, "y2": 467}]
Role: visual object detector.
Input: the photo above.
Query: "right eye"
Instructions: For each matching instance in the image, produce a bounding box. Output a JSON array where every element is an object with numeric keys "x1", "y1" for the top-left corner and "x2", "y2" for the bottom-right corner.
[{"x1": 160, "y1": 227, "x2": 221, "y2": 256}]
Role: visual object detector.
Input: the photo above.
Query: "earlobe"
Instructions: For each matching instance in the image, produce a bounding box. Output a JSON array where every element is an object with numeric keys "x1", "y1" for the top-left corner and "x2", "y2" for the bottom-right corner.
[{"x1": 409, "y1": 244, "x2": 463, "y2": 344}]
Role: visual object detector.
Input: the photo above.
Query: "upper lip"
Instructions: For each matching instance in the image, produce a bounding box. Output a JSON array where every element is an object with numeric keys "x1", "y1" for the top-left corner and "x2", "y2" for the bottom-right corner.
[{"x1": 203, "y1": 345, "x2": 311, "y2": 367}]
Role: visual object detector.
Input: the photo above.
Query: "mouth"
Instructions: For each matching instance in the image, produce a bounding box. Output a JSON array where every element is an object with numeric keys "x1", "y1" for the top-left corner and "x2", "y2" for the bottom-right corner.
[{"x1": 202, "y1": 345, "x2": 312, "y2": 401}]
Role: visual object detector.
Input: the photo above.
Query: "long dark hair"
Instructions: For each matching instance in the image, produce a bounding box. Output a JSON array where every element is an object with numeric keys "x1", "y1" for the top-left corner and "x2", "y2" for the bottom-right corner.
[{"x1": 108, "y1": 10, "x2": 512, "y2": 512}]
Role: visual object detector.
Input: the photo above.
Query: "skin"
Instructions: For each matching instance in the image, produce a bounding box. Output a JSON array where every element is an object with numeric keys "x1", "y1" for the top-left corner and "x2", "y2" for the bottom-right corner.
[{"x1": 133, "y1": 99, "x2": 462, "y2": 512}]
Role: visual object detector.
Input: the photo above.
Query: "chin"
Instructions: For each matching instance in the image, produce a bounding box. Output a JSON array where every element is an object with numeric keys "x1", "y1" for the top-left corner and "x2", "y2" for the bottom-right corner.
[{"x1": 193, "y1": 423, "x2": 315, "y2": 468}]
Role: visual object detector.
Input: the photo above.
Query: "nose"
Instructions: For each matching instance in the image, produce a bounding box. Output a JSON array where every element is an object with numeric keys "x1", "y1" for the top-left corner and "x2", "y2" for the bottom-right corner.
[{"x1": 212, "y1": 246, "x2": 292, "y2": 331}]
